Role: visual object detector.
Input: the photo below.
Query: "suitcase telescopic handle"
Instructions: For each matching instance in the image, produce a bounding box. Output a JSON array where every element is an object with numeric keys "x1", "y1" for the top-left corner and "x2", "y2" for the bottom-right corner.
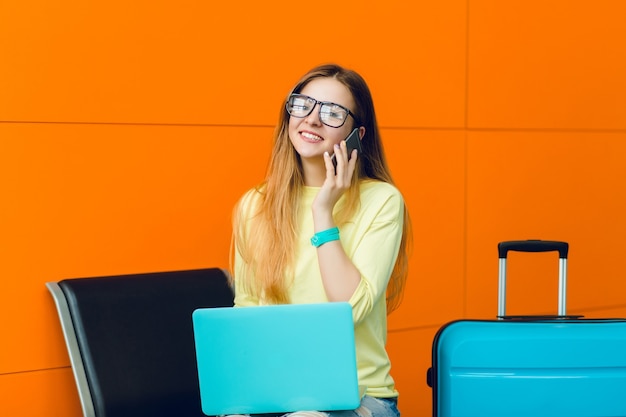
[{"x1": 497, "y1": 240, "x2": 569, "y2": 319}]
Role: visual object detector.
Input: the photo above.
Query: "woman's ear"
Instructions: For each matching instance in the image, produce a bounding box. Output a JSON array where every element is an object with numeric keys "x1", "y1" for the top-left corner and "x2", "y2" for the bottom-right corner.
[{"x1": 358, "y1": 126, "x2": 366, "y2": 140}]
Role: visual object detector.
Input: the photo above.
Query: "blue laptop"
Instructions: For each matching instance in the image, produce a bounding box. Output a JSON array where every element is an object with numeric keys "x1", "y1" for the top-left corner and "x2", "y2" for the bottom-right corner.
[{"x1": 192, "y1": 302, "x2": 361, "y2": 416}]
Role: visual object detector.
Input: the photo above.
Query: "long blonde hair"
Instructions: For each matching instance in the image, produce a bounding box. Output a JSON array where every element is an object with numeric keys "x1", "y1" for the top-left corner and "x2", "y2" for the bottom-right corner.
[{"x1": 232, "y1": 64, "x2": 412, "y2": 313}]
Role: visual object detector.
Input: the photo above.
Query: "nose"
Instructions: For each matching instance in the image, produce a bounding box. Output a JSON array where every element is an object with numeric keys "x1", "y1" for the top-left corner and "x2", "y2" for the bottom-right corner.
[{"x1": 304, "y1": 102, "x2": 322, "y2": 126}]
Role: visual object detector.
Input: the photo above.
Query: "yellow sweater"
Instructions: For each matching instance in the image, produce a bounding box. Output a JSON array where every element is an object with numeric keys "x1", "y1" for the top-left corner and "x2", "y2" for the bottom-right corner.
[{"x1": 234, "y1": 180, "x2": 405, "y2": 398}]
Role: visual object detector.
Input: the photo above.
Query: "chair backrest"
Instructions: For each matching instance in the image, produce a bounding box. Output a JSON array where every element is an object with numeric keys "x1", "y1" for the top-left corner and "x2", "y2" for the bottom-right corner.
[{"x1": 47, "y1": 268, "x2": 234, "y2": 417}]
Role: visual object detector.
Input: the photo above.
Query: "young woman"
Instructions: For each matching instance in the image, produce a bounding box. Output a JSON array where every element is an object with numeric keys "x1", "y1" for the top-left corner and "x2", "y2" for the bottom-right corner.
[{"x1": 230, "y1": 64, "x2": 411, "y2": 417}]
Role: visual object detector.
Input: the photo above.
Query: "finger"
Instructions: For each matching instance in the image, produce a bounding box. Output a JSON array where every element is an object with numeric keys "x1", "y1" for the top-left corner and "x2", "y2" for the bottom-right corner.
[
  {"x1": 344, "y1": 149, "x2": 358, "y2": 181},
  {"x1": 336, "y1": 142, "x2": 352, "y2": 172},
  {"x1": 340, "y1": 140, "x2": 350, "y2": 162},
  {"x1": 323, "y1": 151, "x2": 336, "y2": 176},
  {"x1": 348, "y1": 149, "x2": 358, "y2": 168}
]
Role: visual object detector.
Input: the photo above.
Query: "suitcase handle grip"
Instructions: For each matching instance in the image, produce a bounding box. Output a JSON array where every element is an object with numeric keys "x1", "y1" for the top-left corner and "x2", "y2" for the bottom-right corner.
[{"x1": 498, "y1": 240, "x2": 569, "y2": 259}]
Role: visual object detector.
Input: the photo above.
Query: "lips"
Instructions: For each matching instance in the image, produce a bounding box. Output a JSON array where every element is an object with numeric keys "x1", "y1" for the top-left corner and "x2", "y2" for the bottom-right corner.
[{"x1": 300, "y1": 131, "x2": 324, "y2": 142}]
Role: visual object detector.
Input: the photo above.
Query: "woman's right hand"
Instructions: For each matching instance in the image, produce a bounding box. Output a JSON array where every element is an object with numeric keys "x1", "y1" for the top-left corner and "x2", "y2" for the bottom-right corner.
[{"x1": 311, "y1": 140, "x2": 358, "y2": 226}]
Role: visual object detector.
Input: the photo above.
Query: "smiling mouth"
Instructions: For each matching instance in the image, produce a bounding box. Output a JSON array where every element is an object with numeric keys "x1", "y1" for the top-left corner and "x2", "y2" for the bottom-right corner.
[{"x1": 301, "y1": 131, "x2": 323, "y2": 142}]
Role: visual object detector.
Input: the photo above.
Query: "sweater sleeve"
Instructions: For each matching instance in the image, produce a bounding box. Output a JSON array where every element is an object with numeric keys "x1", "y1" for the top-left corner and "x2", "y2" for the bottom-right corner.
[
  {"x1": 233, "y1": 246, "x2": 260, "y2": 307},
  {"x1": 346, "y1": 185, "x2": 404, "y2": 324},
  {"x1": 232, "y1": 188, "x2": 261, "y2": 307}
]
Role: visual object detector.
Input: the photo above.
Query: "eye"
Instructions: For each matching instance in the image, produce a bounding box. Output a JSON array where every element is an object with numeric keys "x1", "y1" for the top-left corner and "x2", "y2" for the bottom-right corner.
[
  {"x1": 290, "y1": 97, "x2": 313, "y2": 112},
  {"x1": 323, "y1": 105, "x2": 347, "y2": 120}
]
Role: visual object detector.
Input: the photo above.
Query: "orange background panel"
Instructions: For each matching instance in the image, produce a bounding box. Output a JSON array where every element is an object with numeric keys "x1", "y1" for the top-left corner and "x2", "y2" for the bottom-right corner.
[
  {"x1": 0, "y1": 368, "x2": 82, "y2": 417},
  {"x1": 385, "y1": 129, "x2": 466, "y2": 330},
  {"x1": 387, "y1": 327, "x2": 440, "y2": 416},
  {"x1": 466, "y1": 131, "x2": 626, "y2": 318},
  {"x1": 0, "y1": 123, "x2": 272, "y2": 373},
  {"x1": 468, "y1": 0, "x2": 626, "y2": 130},
  {"x1": 0, "y1": 0, "x2": 467, "y2": 128}
]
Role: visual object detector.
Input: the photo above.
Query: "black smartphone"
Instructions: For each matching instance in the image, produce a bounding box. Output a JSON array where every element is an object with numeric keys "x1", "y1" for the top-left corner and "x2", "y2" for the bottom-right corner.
[{"x1": 331, "y1": 128, "x2": 362, "y2": 169}]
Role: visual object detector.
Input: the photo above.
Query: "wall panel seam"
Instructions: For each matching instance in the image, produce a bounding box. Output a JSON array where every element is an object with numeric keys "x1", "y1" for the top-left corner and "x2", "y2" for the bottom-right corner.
[{"x1": 0, "y1": 366, "x2": 71, "y2": 377}]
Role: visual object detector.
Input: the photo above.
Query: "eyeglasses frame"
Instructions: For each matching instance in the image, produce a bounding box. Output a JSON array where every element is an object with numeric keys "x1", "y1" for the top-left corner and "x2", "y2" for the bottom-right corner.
[{"x1": 285, "y1": 93, "x2": 359, "y2": 128}]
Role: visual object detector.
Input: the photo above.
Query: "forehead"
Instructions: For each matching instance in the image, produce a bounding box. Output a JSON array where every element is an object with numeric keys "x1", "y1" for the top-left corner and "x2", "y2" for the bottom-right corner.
[{"x1": 300, "y1": 77, "x2": 355, "y2": 110}]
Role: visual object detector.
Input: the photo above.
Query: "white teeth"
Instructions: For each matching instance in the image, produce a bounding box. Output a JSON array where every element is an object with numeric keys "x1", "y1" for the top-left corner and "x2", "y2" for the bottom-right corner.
[{"x1": 301, "y1": 132, "x2": 323, "y2": 141}]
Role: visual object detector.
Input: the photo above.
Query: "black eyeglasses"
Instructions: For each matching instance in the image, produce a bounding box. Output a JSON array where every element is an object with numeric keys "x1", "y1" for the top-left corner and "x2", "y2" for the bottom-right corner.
[{"x1": 285, "y1": 94, "x2": 358, "y2": 128}]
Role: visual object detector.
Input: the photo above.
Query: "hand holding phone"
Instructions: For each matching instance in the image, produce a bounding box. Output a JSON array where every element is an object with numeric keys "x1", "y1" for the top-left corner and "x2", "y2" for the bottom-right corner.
[{"x1": 330, "y1": 128, "x2": 362, "y2": 170}]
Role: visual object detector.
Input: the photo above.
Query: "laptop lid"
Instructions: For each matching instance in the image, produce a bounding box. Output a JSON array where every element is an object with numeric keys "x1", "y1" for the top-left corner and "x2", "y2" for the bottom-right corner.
[{"x1": 192, "y1": 302, "x2": 360, "y2": 416}]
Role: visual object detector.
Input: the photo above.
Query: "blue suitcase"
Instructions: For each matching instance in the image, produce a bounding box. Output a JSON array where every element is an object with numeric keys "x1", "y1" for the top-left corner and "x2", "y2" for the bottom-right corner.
[{"x1": 427, "y1": 240, "x2": 626, "y2": 417}]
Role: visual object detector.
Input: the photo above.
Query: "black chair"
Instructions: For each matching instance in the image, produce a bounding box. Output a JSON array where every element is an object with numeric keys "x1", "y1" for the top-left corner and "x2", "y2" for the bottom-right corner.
[{"x1": 47, "y1": 268, "x2": 235, "y2": 417}]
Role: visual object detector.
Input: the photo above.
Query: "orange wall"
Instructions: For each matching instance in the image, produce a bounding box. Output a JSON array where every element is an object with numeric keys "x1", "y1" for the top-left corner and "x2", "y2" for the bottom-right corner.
[{"x1": 1, "y1": 1, "x2": 625, "y2": 415}]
